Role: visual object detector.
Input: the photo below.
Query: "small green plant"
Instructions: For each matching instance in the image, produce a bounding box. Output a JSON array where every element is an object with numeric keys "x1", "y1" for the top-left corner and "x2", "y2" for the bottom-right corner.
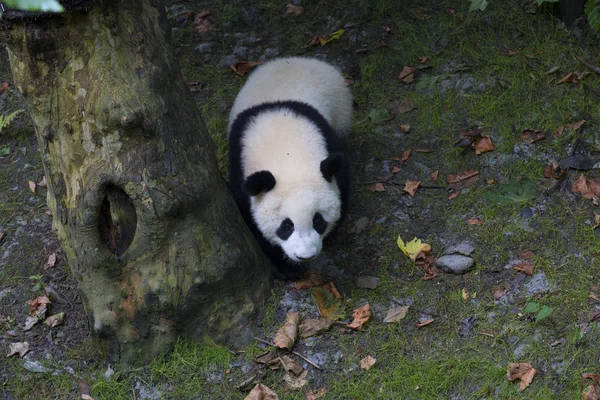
[
  {"x1": 29, "y1": 274, "x2": 44, "y2": 293},
  {"x1": 523, "y1": 302, "x2": 554, "y2": 322},
  {"x1": 484, "y1": 178, "x2": 537, "y2": 205},
  {"x1": 586, "y1": 0, "x2": 600, "y2": 37},
  {"x1": 0, "y1": 109, "x2": 22, "y2": 133}
]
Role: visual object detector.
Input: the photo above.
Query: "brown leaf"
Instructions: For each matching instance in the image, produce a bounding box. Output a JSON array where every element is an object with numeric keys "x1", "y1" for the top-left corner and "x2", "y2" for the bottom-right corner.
[
  {"x1": 520, "y1": 129, "x2": 546, "y2": 144},
  {"x1": 254, "y1": 350, "x2": 281, "y2": 369},
  {"x1": 273, "y1": 312, "x2": 299, "y2": 350},
  {"x1": 23, "y1": 316, "x2": 39, "y2": 331},
  {"x1": 323, "y1": 282, "x2": 342, "y2": 299},
  {"x1": 398, "y1": 66, "x2": 416, "y2": 84},
  {"x1": 583, "y1": 373, "x2": 600, "y2": 384},
  {"x1": 417, "y1": 56, "x2": 429, "y2": 63},
  {"x1": 312, "y1": 286, "x2": 343, "y2": 319},
  {"x1": 81, "y1": 395, "x2": 95, "y2": 400},
  {"x1": 37, "y1": 176, "x2": 47, "y2": 188},
  {"x1": 369, "y1": 183, "x2": 385, "y2": 193},
  {"x1": 299, "y1": 318, "x2": 332, "y2": 338},
  {"x1": 344, "y1": 75, "x2": 354, "y2": 86},
  {"x1": 360, "y1": 355, "x2": 377, "y2": 370},
  {"x1": 416, "y1": 319, "x2": 433, "y2": 327},
  {"x1": 448, "y1": 191, "x2": 460, "y2": 200},
  {"x1": 389, "y1": 98, "x2": 415, "y2": 116},
  {"x1": 401, "y1": 149, "x2": 412, "y2": 162},
  {"x1": 28, "y1": 295, "x2": 50, "y2": 316},
  {"x1": 487, "y1": 179, "x2": 496, "y2": 185},
  {"x1": 413, "y1": 148, "x2": 434, "y2": 153},
  {"x1": 28, "y1": 181, "x2": 36, "y2": 193},
  {"x1": 399, "y1": 124, "x2": 410, "y2": 133},
  {"x1": 286, "y1": 3, "x2": 304, "y2": 15},
  {"x1": 392, "y1": 165, "x2": 401, "y2": 174},
  {"x1": 445, "y1": 8, "x2": 456, "y2": 15},
  {"x1": 188, "y1": 81, "x2": 203, "y2": 92},
  {"x1": 556, "y1": 72, "x2": 576, "y2": 84},
  {"x1": 193, "y1": 18, "x2": 214, "y2": 35},
  {"x1": 305, "y1": 387, "x2": 327, "y2": 400},
  {"x1": 472, "y1": 136, "x2": 495, "y2": 154},
  {"x1": 7, "y1": 342, "x2": 29, "y2": 357},
  {"x1": 46, "y1": 253, "x2": 57, "y2": 269},
  {"x1": 572, "y1": 174, "x2": 600, "y2": 199},
  {"x1": 294, "y1": 269, "x2": 323, "y2": 289},
  {"x1": 431, "y1": 170, "x2": 439, "y2": 181},
  {"x1": 512, "y1": 262, "x2": 534, "y2": 275},
  {"x1": 447, "y1": 170, "x2": 479, "y2": 191},
  {"x1": 582, "y1": 383, "x2": 600, "y2": 400},
  {"x1": 244, "y1": 383, "x2": 279, "y2": 400},
  {"x1": 492, "y1": 284, "x2": 508, "y2": 300},
  {"x1": 505, "y1": 49, "x2": 517, "y2": 56},
  {"x1": 506, "y1": 363, "x2": 536, "y2": 391},
  {"x1": 518, "y1": 251, "x2": 534, "y2": 260},
  {"x1": 466, "y1": 217, "x2": 484, "y2": 225},
  {"x1": 280, "y1": 355, "x2": 308, "y2": 389},
  {"x1": 403, "y1": 179, "x2": 420, "y2": 197},
  {"x1": 0, "y1": 81, "x2": 9, "y2": 94},
  {"x1": 554, "y1": 120, "x2": 585, "y2": 138},
  {"x1": 347, "y1": 303, "x2": 371, "y2": 330},
  {"x1": 593, "y1": 213, "x2": 600, "y2": 230},
  {"x1": 44, "y1": 312, "x2": 64, "y2": 327},
  {"x1": 231, "y1": 61, "x2": 261, "y2": 77},
  {"x1": 543, "y1": 162, "x2": 563, "y2": 179},
  {"x1": 383, "y1": 306, "x2": 409, "y2": 323}
]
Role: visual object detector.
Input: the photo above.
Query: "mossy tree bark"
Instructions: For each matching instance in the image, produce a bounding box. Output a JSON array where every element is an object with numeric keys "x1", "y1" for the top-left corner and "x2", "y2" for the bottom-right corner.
[{"x1": 2, "y1": 0, "x2": 271, "y2": 364}]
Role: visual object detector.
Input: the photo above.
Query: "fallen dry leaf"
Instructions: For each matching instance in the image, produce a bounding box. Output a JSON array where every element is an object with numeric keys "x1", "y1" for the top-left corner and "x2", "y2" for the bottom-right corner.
[
  {"x1": 299, "y1": 318, "x2": 332, "y2": 338},
  {"x1": 554, "y1": 120, "x2": 585, "y2": 138},
  {"x1": 399, "y1": 124, "x2": 410, "y2": 133},
  {"x1": 416, "y1": 319, "x2": 433, "y2": 327},
  {"x1": 286, "y1": 3, "x2": 304, "y2": 15},
  {"x1": 46, "y1": 253, "x2": 57, "y2": 269},
  {"x1": 7, "y1": 342, "x2": 29, "y2": 357},
  {"x1": 0, "y1": 81, "x2": 9, "y2": 94},
  {"x1": 347, "y1": 303, "x2": 371, "y2": 330},
  {"x1": 448, "y1": 191, "x2": 460, "y2": 200},
  {"x1": 462, "y1": 287, "x2": 470, "y2": 300},
  {"x1": 572, "y1": 174, "x2": 600, "y2": 199},
  {"x1": 28, "y1": 295, "x2": 50, "y2": 316},
  {"x1": 493, "y1": 284, "x2": 508, "y2": 300},
  {"x1": 294, "y1": 269, "x2": 322, "y2": 290},
  {"x1": 401, "y1": 149, "x2": 412, "y2": 162},
  {"x1": 543, "y1": 162, "x2": 563, "y2": 179},
  {"x1": 188, "y1": 81, "x2": 203, "y2": 92},
  {"x1": 487, "y1": 179, "x2": 496, "y2": 185},
  {"x1": 594, "y1": 213, "x2": 600, "y2": 230},
  {"x1": 431, "y1": 170, "x2": 439, "y2": 181},
  {"x1": 416, "y1": 253, "x2": 439, "y2": 280},
  {"x1": 44, "y1": 312, "x2": 64, "y2": 327},
  {"x1": 323, "y1": 282, "x2": 342, "y2": 299},
  {"x1": 445, "y1": 8, "x2": 456, "y2": 15},
  {"x1": 417, "y1": 55, "x2": 429, "y2": 63},
  {"x1": 231, "y1": 61, "x2": 261, "y2": 77},
  {"x1": 506, "y1": 362, "x2": 536, "y2": 391},
  {"x1": 383, "y1": 306, "x2": 409, "y2": 323},
  {"x1": 512, "y1": 262, "x2": 534, "y2": 275},
  {"x1": 312, "y1": 286, "x2": 343, "y2": 320},
  {"x1": 23, "y1": 316, "x2": 39, "y2": 331},
  {"x1": 582, "y1": 383, "x2": 599, "y2": 400},
  {"x1": 360, "y1": 355, "x2": 377, "y2": 370},
  {"x1": 392, "y1": 165, "x2": 401, "y2": 174},
  {"x1": 472, "y1": 136, "x2": 495, "y2": 154},
  {"x1": 447, "y1": 170, "x2": 479, "y2": 191},
  {"x1": 556, "y1": 72, "x2": 576, "y2": 84},
  {"x1": 37, "y1": 176, "x2": 47, "y2": 188},
  {"x1": 389, "y1": 98, "x2": 416, "y2": 116},
  {"x1": 466, "y1": 217, "x2": 484, "y2": 225},
  {"x1": 81, "y1": 394, "x2": 95, "y2": 400},
  {"x1": 274, "y1": 312, "x2": 299, "y2": 350},
  {"x1": 244, "y1": 383, "x2": 279, "y2": 400},
  {"x1": 305, "y1": 387, "x2": 327, "y2": 400},
  {"x1": 28, "y1": 181, "x2": 36, "y2": 193},
  {"x1": 254, "y1": 350, "x2": 281, "y2": 370},
  {"x1": 193, "y1": 18, "x2": 214, "y2": 35},
  {"x1": 505, "y1": 49, "x2": 517, "y2": 56},
  {"x1": 518, "y1": 251, "x2": 534, "y2": 260},
  {"x1": 280, "y1": 355, "x2": 308, "y2": 389},
  {"x1": 398, "y1": 236, "x2": 431, "y2": 262},
  {"x1": 398, "y1": 66, "x2": 416, "y2": 84},
  {"x1": 520, "y1": 129, "x2": 546, "y2": 144},
  {"x1": 403, "y1": 179, "x2": 420, "y2": 197},
  {"x1": 583, "y1": 372, "x2": 600, "y2": 383},
  {"x1": 369, "y1": 183, "x2": 385, "y2": 193}
]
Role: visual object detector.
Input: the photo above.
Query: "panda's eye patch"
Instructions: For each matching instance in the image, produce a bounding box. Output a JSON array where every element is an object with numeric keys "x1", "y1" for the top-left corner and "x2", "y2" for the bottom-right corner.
[
  {"x1": 276, "y1": 218, "x2": 294, "y2": 240},
  {"x1": 313, "y1": 212, "x2": 328, "y2": 234}
]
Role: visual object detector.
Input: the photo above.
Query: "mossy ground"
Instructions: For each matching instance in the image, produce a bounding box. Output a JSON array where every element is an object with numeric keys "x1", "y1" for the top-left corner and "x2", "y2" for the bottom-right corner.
[{"x1": 2, "y1": 0, "x2": 600, "y2": 399}]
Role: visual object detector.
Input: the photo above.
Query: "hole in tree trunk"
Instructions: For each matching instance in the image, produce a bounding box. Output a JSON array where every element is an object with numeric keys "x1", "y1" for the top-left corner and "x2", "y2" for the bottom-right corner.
[{"x1": 98, "y1": 185, "x2": 137, "y2": 257}]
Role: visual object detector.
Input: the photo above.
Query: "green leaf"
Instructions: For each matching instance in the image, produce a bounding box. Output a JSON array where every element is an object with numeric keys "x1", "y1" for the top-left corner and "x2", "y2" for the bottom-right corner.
[
  {"x1": 523, "y1": 302, "x2": 540, "y2": 313},
  {"x1": 415, "y1": 74, "x2": 441, "y2": 90},
  {"x1": 536, "y1": 305, "x2": 553, "y2": 322},
  {"x1": 311, "y1": 287, "x2": 344, "y2": 320},
  {"x1": 535, "y1": 0, "x2": 558, "y2": 5},
  {"x1": 0, "y1": 145, "x2": 9, "y2": 157},
  {"x1": 368, "y1": 108, "x2": 391, "y2": 124},
  {"x1": 469, "y1": 0, "x2": 489, "y2": 12},
  {"x1": 483, "y1": 178, "x2": 537, "y2": 205},
  {"x1": 3, "y1": 0, "x2": 63, "y2": 12}
]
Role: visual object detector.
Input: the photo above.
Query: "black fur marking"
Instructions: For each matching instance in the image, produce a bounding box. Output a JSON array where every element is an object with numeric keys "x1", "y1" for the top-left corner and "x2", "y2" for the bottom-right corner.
[
  {"x1": 244, "y1": 170, "x2": 276, "y2": 196},
  {"x1": 276, "y1": 218, "x2": 294, "y2": 240},
  {"x1": 228, "y1": 100, "x2": 350, "y2": 280},
  {"x1": 313, "y1": 212, "x2": 328, "y2": 234},
  {"x1": 320, "y1": 152, "x2": 344, "y2": 182}
]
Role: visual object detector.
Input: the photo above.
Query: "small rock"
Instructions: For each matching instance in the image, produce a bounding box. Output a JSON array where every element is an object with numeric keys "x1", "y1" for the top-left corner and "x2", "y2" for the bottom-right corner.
[
  {"x1": 261, "y1": 47, "x2": 280, "y2": 60},
  {"x1": 444, "y1": 242, "x2": 474, "y2": 256},
  {"x1": 241, "y1": 364, "x2": 253, "y2": 374},
  {"x1": 355, "y1": 276, "x2": 380, "y2": 290},
  {"x1": 458, "y1": 316, "x2": 475, "y2": 338},
  {"x1": 104, "y1": 365, "x2": 114, "y2": 380},
  {"x1": 233, "y1": 45, "x2": 248, "y2": 58},
  {"x1": 332, "y1": 350, "x2": 343, "y2": 362},
  {"x1": 435, "y1": 255, "x2": 474, "y2": 274},
  {"x1": 525, "y1": 272, "x2": 553, "y2": 295},
  {"x1": 218, "y1": 55, "x2": 238, "y2": 69},
  {"x1": 194, "y1": 43, "x2": 213, "y2": 54},
  {"x1": 21, "y1": 360, "x2": 52, "y2": 373},
  {"x1": 207, "y1": 371, "x2": 224, "y2": 383},
  {"x1": 519, "y1": 207, "x2": 534, "y2": 220},
  {"x1": 513, "y1": 343, "x2": 527, "y2": 358}
]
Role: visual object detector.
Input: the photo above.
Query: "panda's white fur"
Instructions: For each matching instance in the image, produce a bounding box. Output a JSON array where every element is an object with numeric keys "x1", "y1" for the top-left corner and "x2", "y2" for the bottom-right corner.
[{"x1": 228, "y1": 57, "x2": 352, "y2": 279}]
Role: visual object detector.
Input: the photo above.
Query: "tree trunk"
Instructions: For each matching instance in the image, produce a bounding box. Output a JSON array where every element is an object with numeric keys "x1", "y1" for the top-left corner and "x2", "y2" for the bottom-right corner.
[{"x1": 2, "y1": 0, "x2": 271, "y2": 364}]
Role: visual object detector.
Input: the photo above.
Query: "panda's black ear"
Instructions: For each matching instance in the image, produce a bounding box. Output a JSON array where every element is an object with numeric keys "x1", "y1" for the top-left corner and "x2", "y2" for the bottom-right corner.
[
  {"x1": 320, "y1": 152, "x2": 344, "y2": 182},
  {"x1": 244, "y1": 171, "x2": 276, "y2": 196}
]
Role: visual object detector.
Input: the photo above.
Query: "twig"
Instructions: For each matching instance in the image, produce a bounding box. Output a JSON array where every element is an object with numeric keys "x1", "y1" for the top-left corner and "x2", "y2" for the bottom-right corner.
[
  {"x1": 251, "y1": 336, "x2": 322, "y2": 370},
  {"x1": 354, "y1": 180, "x2": 445, "y2": 189},
  {"x1": 577, "y1": 57, "x2": 600, "y2": 76}
]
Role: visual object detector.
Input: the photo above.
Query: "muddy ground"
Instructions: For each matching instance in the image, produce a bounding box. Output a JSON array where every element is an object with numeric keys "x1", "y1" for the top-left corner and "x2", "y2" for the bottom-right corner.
[{"x1": 2, "y1": 0, "x2": 600, "y2": 399}]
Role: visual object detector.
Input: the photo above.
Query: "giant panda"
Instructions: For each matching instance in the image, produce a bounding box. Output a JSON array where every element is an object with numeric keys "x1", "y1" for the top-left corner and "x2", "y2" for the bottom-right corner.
[{"x1": 228, "y1": 57, "x2": 353, "y2": 280}]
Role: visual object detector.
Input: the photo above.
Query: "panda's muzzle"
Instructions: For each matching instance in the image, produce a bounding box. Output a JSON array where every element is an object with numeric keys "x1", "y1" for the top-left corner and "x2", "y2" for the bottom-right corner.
[{"x1": 295, "y1": 254, "x2": 317, "y2": 262}]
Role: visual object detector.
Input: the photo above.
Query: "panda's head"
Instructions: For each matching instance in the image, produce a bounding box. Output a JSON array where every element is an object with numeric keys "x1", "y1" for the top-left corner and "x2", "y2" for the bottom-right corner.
[{"x1": 244, "y1": 153, "x2": 343, "y2": 263}]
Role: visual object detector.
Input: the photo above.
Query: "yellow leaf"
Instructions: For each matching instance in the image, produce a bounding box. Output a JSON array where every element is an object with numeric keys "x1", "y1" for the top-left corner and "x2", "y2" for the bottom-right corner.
[
  {"x1": 397, "y1": 236, "x2": 431, "y2": 262},
  {"x1": 319, "y1": 29, "x2": 345, "y2": 46}
]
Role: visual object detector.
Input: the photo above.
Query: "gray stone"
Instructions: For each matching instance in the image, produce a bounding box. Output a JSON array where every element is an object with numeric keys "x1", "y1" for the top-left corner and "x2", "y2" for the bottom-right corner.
[
  {"x1": 262, "y1": 47, "x2": 280, "y2": 60},
  {"x1": 525, "y1": 272, "x2": 553, "y2": 295},
  {"x1": 435, "y1": 255, "x2": 474, "y2": 274},
  {"x1": 355, "y1": 276, "x2": 380, "y2": 290},
  {"x1": 21, "y1": 360, "x2": 52, "y2": 373},
  {"x1": 458, "y1": 316, "x2": 475, "y2": 337},
  {"x1": 135, "y1": 381, "x2": 162, "y2": 400},
  {"x1": 194, "y1": 43, "x2": 213, "y2": 54},
  {"x1": 513, "y1": 343, "x2": 527, "y2": 358},
  {"x1": 444, "y1": 242, "x2": 474, "y2": 256},
  {"x1": 332, "y1": 350, "x2": 343, "y2": 362},
  {"x1": 218, "y1": 55, "x2": 238, "y2": 69},
  {"x1": 519, "y1": 207, "x2": 534, "y2": 219},
  {"x1": 233, "y1": 46, "x2": 248, "y2": 58},
  {"x1": 207, "y1": 371, "x2": 224, "y2": 383},
  {"x1": 241, "y1": 364, "x2": 253, "y2": 374}
]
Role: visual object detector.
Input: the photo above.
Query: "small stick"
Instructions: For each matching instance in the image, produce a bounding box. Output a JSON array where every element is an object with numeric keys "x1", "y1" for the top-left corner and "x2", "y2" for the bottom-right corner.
[
  {"x1": 251, "y1": 336, "x2": 322, "y2": 370},
  {"x1": 577, "y1": 56, "x2": 600, "y2": 76}
]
